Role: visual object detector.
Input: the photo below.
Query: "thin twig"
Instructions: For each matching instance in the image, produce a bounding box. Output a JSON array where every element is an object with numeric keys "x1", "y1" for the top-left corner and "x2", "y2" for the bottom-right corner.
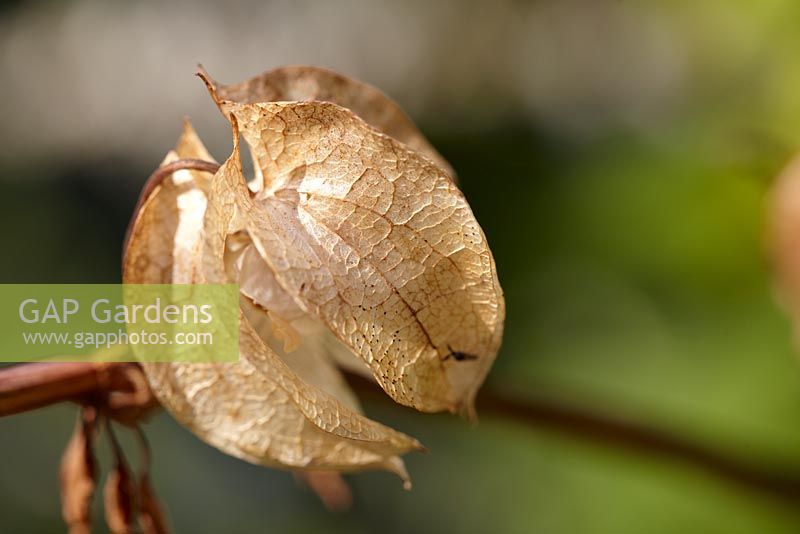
[
  {"x1": 348, "y1": 373, "x2": 800, "y2": 505},
  {"x1": 2, "y1": 362, "x2": 800, "y2": 506},
  {"x1": 478, "y1": 389, "x2": 800, "y2": 504}
]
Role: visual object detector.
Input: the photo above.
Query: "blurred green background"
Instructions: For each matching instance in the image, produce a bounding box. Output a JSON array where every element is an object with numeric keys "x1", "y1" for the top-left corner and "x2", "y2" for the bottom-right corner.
[{"x1": 3, "y1": 0, "x2": 800, "y2": 532}]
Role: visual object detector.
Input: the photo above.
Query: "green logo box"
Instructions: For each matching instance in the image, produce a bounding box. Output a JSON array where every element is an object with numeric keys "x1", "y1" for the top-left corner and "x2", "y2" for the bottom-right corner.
[{"x1": 0, "y1": 284, "x2": 240, "y2": 363}]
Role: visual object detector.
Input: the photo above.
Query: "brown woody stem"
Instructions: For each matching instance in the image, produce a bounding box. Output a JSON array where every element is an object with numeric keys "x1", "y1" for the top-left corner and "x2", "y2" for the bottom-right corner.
[
  {"x1": 2, "y1": 361, "x2": 800, "y2": 506},
  {"x1": 0, "y1": 362, "x2": 139, "y2": 417}
]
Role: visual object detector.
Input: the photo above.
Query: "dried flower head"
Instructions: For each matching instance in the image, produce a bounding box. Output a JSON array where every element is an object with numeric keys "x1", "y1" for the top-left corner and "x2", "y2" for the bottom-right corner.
[{"x1": 123, "y1": 66, "x2": 505, "y2": 487}]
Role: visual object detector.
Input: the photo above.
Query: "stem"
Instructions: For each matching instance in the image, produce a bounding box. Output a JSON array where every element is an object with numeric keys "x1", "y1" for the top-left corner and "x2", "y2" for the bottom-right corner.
[
  {"x1": 2, "y1": 362, "x2": 800, "y2": 506},
  {"x1": 0, "y1": 362, "x2": 137, "y2": 417},
  {"x1": 349, "y1": 373, "x2": 800, "y2": 505},
  {"x1": 478, "y1": 390, "x2": 800, "y2": 503}
]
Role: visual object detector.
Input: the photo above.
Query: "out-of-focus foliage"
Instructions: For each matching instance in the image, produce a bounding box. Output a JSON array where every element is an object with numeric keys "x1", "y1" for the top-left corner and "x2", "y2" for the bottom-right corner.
[{"x1": 3, "y1": 1, "x2": 800, "y2": 533}]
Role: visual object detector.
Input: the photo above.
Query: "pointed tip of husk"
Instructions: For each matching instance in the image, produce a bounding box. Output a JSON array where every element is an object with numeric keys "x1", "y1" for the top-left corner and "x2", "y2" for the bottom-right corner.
[
  {"x1": 180, "y1": 116, "x2": 198, "y2": 141},
  {"x1": 458, "y1": 398, "x2": 479, "y2": 425},
  {"x1": 176, "y1": 117, "x2": 216, "y2": 165},
  {"x1": 385, "y1": 457, "x2": 413, "y2": 490},
  {"x1": 442, "y1": 392, "x2": 479, "y2": 423},
  {"x1": 196, "y1": 65, "x2": 222, "y2": 106}
]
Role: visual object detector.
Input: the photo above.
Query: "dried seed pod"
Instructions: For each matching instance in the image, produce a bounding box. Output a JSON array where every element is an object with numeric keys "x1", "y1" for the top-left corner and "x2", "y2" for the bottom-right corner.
[
  {"x1": 103, "y1": 424, "x2": 135, "y2": 534},
  {"x1": 124, "y1": 66, "x2": 505, "y2": 488},
  {"x1": 60, "y1": 407, "x2": 98, "y2": 534}
]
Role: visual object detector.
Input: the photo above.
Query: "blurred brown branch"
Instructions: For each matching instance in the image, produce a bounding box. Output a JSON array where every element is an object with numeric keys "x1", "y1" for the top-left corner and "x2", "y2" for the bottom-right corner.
[
  {"x1": 2, "y1": 362, "x2": 800, "y2": 506},
  {"x1": 0, "y1": 362, "x2": 158, "y2": 423}
]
